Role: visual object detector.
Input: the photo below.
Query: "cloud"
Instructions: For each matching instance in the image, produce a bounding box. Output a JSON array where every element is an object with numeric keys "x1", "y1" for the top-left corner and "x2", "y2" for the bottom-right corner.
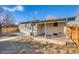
[
  {"x1": 16, "y1": 6, "x2": 24, "y2": 11},
  {"x1": 2, "y1": 5, "x2": 24, "y2": 12},
  {"x1": 34, "y1": 11, "x2": 38, "y2": 14},
  {"x1": 46, "y1": 15, "x2": 56, "y2": 20}
]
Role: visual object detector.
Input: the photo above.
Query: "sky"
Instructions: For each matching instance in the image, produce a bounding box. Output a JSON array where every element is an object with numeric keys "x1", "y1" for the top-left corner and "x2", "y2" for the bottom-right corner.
[{"x1": 0, "y1": 5, "x2": 79, "y2": 23}]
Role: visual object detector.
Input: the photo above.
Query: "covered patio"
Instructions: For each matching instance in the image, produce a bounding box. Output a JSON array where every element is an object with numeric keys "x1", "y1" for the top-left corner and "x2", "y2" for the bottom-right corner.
[{"x1": 35, "y1": 21, "x2": 66, "y2": 39}]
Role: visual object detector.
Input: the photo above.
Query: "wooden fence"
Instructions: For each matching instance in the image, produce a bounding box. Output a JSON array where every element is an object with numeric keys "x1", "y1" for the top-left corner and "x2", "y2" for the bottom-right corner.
[
  {"x1": 0, "y1": 27, "x2": 19, "y2": 33},
  {"x1": 67, "y1": 26, "x2": 79, "y2": 48}
]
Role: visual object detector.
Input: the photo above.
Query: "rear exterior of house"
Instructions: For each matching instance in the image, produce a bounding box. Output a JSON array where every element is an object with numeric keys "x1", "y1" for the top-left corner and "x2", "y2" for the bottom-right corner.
[
  {"x1": 19, "y1": 21, "x2": 37, "y2": 35},
  {"x1": 19, "y1": 19, "x2": 66, "y2": 37},
  {"x1": 36, "y1": 20, "x2": 66, "y2": 36}
]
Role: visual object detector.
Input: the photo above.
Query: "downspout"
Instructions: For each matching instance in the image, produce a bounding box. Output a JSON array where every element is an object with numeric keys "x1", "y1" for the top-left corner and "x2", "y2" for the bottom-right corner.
[
  {"x1": 0, "y1": 22, "x2": 1, "y2": 34},
  {"x1": 31, "y1": 22, "x2": 34, "y2": 36},
  {"x1": 44, "y1": 22, "x2": 46, "y2": 38}
]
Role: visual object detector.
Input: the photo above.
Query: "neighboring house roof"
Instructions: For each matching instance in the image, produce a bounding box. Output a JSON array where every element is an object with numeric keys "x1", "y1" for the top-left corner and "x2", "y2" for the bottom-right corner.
[
  {"x1": 67, "y1": 16, "x2": 79, "y2": 26},
  {"x1": 67, "y1": 16, "x2": 76, "y2": 21},
  {"x1": 20, "y1": 16, "x2": 76, "y2": 24}
]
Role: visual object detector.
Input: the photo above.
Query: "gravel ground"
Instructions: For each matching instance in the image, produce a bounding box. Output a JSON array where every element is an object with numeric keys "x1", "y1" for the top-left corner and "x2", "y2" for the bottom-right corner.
[
  {"x1": 0, "y1": 36, "x2": 78, "y2": 54},
  {"x1": 0, "y1": 32, "x2": 25, "y2": 39},
  {"x1": 0, "y1": 41, "x2": 42, "y2": 54}
]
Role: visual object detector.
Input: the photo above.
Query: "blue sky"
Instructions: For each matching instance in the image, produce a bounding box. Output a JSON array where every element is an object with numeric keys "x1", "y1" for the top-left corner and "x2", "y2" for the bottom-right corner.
[{"x1": 0, "y1": 5, "x2": 79, "y2": 23}]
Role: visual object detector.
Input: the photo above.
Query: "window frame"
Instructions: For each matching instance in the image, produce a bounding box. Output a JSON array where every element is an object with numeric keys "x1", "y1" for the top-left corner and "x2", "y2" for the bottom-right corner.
[{"x1": 53, "y1": 22, "x2": 58, "y2": 27}]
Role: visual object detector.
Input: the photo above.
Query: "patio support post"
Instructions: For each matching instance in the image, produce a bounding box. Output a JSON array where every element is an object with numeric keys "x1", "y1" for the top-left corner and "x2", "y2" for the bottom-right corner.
[
  {"x1": 66, "y1": 18, "x2": 68, "y2": 41},
  {"x1": 44, "y1": 23, "x2": 46, "y2": 38}
]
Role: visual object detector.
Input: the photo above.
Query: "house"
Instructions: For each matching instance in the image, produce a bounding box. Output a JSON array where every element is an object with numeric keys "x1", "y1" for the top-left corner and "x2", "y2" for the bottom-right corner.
[
  {"x1": 19, "y1": 18, "x2": 67, "y2": 38},
  {"x1": 19, "y1": 16, "x2": 78, "y2": 38}
]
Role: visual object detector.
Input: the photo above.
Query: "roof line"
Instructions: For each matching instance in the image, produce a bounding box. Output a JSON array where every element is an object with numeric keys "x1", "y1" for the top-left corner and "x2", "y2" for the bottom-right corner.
[{"x1": 20, "y1": 16, "x2": 76, "y2": 24}]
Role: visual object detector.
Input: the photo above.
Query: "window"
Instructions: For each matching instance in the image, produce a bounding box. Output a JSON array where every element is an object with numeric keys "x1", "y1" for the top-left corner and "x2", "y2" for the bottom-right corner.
[
  {"x1": 28, "y1": 24, "x2": 31, "y2": 29},
  {"x1": 25, "y1": 24, "x2": 27, "y2": 27},
  {"x1": 33, "y1": 23, "x2": 35, "y2": 26},
  {"x1": 53, "y1": 22, "x2": 58, "y2": 27}
]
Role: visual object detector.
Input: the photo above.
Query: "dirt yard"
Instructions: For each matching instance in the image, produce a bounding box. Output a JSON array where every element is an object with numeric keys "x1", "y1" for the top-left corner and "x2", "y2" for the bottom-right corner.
[{"x1": 0, "y1": 36, "x2": 79, "y2": 54}]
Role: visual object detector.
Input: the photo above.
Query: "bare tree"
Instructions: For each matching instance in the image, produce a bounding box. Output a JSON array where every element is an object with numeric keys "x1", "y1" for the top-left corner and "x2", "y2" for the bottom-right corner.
[
  {"x1": 1, "y1": 14, "x2": 15, "y2": 28},
  {"x1": 0, "y1": 8, "x2": 15, "y2": 28},
  {"x1": 0, "y1": 7, "x2": 4, "y2": 33},
  {"x1": 46, "y1": 15, "x2": 56, "y2": 20},
  {"x1": 0, "y1": 7, "x2": 15, "y2": 34}
]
